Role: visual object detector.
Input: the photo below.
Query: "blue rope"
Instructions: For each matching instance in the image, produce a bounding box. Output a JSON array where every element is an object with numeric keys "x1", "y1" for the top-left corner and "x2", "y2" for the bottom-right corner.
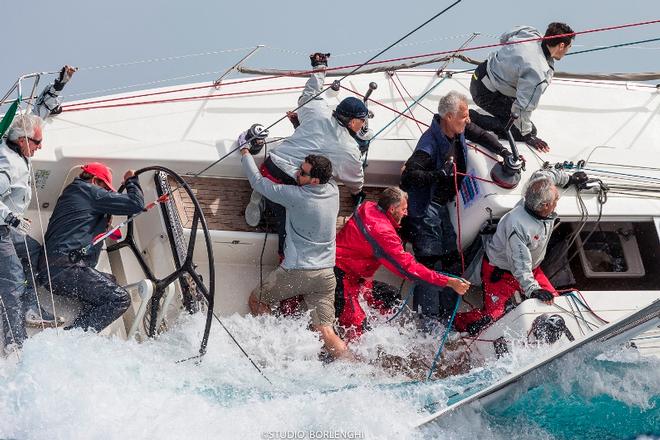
[
  {"x1": 426, "y1": 296, "x2": 462, "y2": 380},
  {"x1": 567, "y1": 37, "x2": 660, "y2": 56},
  {"x1": 386, "y1": 284, "x2": 416, "y2": 323}
]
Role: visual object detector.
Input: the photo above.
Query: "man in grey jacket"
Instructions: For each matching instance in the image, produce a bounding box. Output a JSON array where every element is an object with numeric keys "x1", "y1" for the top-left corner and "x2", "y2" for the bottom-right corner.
[
  {"x1": 454, "y1": 167, "x2": 588, "y2": 335},
  {"x1": 245, "y1": 52, "x2": 367, "y2": 258},
  {"x1": 240, "y1": 145, "x2": 350, "y2": 359},
  {"x1": 469, "y1": 23, "x2": 574, "y2": 152}
]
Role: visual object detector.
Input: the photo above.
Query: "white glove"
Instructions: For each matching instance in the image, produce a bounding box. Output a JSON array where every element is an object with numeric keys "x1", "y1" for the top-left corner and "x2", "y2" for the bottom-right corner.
[
  {"x1": 237, "y1": 130, "x2": 250, "y2": 150},
  {"x1": 5, "y1": 212, "x2": 31, "y2": 234}
]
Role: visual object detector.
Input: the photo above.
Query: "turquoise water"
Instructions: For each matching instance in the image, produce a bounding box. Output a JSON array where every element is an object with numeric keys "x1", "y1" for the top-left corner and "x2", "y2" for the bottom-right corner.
[{"x1": 0, "y1": 313, "x2": 657, "y2": 439}]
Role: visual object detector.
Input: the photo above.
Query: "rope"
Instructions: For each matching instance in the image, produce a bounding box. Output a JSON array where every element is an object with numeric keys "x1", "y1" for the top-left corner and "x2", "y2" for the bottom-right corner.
[
  {"x1": 76, "y1": 46, "x2": 255, "y2": 71},
  {"x1": 388, "y1": 74, "x2": 425, "y2": 134},
  {"x1": 385, "y1": 284, "x2": 415, "y2": 323},
  {"x1": 426, "y1": 296, "x2": 462, "y2": 380},
  {"x1": 566, "y1": 36, "x2": 660, "y2": 56},
  {"x1": 194, "y1": 0, "x2": 465, "y2": 177},
  {"x1": 393, "y1": 72, "x2": 436, "y2": 116},
  {"x1": 61, "y1": 19, "x2": 660, "y2": 112}
]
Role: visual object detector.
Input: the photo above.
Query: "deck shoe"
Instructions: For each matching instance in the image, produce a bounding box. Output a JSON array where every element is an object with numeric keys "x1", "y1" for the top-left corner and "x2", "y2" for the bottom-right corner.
[
  {"x1": 245, "y1": 190, "x2": 264, "y2": 227},
  {"x1": 26, "y1": 308, "x2": 65, "y2": 328}
]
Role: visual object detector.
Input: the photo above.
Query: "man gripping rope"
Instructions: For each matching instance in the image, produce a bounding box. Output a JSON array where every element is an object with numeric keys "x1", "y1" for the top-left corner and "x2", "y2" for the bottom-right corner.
[
  {"x1": 334, "y1": 187, "x2": 469, "y2": 340},
  {"x1": 38, "y1": 163, "x2": 144, "y2": 333},
  {"x1": 454, "y1": 167, "x2": 588, "y2": 335},
  {"x1": 469, "y1": 23, "x2": 575, "y2": 152}
]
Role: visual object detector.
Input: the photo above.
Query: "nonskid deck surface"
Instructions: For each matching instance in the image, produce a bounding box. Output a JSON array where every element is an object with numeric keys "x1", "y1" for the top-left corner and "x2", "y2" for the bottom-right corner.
[{"x1": 171, "y1": 176, "x2": 384, "y2": 232}]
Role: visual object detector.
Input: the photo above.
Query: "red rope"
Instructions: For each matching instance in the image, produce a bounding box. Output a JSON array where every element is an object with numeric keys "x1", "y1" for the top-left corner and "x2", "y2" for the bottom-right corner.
[
  {"x1": 62, "y1": 19, "x2": 660, "y2": 110},
  {"x1": 467, "y1": 142, "x2": 500, "y2": 162},
  {"x1": 337, "y1": 84, "x2": 430, "y2": 128},
  {"x1": 63, "y1": 85, "x2": 304, "y2": 112}
]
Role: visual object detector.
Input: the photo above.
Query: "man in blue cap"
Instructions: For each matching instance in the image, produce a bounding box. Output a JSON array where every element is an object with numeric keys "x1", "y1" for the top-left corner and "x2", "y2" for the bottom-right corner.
[{"x1": 242, "y1": 52, "x2": 368, "y2": 259}]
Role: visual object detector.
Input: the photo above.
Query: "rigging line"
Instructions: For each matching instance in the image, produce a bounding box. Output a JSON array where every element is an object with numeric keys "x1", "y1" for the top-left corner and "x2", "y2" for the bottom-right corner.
[
  {"x1": 566, "y1": 37, "x2": 660, "y2": 57},
  {"x1": 332, "y1": 32, "x2": 486, "y2": 58},
  {"x1": 581, "y1": 167, "x2": 660, "y2": 183},
  {"x1": 370, "y1": 76, "x2": 447, "y2": 141},
  {"x1": 338, "y1": 83, "x2": 430, "y2": 127},
  {"x1": 63, "y1": 19, "x2": 660, "y2": 110},
  {"x1": 66, "y1": 70, "x2": 224, "y2": 98},
  {"x1": 426, "y1": 296, "x2": 462, "y2": 380},
  {"x1": 393, "y1": 72, "x2": 435, "y2": 116},
  {"x1": 76, "y1": 46, "x2": 255, "y2": 71},
  {"x1": 193, "y1": 0, "x2": 465, "y2": 177},
  {"x1": 28, "y1": 167, "x2": 59, "y2": 334},
  {"x1": 64, "y1": 85, "x2": 306, "y2": 112},
  {"x1": 0, "y1": 296, "x2": 20, "y2": 360},
  {"x1": 314, "y1": 19, "x2": 660, "y2": 75},
  {"x1": 588, "y1": 161, "x2": 660, "y2": 172},
  {"x1": 388, "y1": 73, "x2": 425, "y2": 134}
]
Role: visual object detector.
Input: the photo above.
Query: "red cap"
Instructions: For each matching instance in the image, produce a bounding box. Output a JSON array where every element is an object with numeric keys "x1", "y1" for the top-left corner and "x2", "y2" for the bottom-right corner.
[{"x1": 82, "y1": 162, "x2": 115, "y2": 191}]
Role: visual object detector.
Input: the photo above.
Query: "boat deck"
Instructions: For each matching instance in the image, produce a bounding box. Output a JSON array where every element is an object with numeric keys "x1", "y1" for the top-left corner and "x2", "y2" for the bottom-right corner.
[{"x1": 172, "y1": 176, "x2": 385, "y2": 232}]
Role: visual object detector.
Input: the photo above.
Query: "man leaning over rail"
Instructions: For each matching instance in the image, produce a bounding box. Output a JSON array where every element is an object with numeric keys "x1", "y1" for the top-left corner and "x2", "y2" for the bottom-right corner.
[
  {"x1": 400, "y1": 90, "x2": 508, "y2": 332},
  {"x1": 469, "y1": 23, "x2": 575, "y2": 152},
  {"x1": 454, "y1": 167, "x2": 588, "y2": 335},
  {"x1": 335, "y1": 187, "x2": 470, "y2": 341},
  {"x1": 240, "y1": 143, "x2": 351, "y2": 360},
  {"x1": 0, "y1": 66, "x2": 76, "y2": 355},
  {"x1": 37, "y1": 163, "x2": 144, "y2": 333}
]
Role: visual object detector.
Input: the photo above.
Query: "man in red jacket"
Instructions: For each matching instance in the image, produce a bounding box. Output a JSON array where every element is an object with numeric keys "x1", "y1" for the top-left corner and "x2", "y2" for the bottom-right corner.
[{"x1": 335, "y1": 187, "x2": 470, "y2": 340}]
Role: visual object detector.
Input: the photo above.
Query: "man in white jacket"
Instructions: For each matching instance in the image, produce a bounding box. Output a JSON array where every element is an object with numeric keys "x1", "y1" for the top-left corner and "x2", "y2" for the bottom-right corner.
[
  {"x1": 0, "y1": 66, "x2": 75, "y2": 354},
  {"x1": 469, "y1": 23, "x2": 574, "y2": 152}
]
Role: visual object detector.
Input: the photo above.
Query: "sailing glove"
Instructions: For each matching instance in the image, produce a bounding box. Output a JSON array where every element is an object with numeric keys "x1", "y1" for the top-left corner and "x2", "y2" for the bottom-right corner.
[
  {"x1": 530, "y1": 288, "x2": 554, "y2": 302},
  {"x1": 310, "y1": 52, "x2": 330, "y2": 68},
  {"x1": 5, "y1": 212, "x2": 31, "y2": 234},
  {"x1": 238, "y1": 124, "x2": 269, "y2": 155},
  {"x1": 523, "y1": 133, "x2": 548, "y2": 152},
  {"x1": 54, "y1": 65, "x2": 77, "y2": 91},
  {"x1": 434, "y1": 158, "x2": 455, "y2": 180}
]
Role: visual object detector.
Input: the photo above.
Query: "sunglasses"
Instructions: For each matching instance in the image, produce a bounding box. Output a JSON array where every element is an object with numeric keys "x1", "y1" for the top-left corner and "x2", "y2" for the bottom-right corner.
[
  {"x1": 27, "y1": 137, "x2": 42, "y2": 146},
  {"x1": 298, "y1": 165, "x2": 311, "y2": 177}
]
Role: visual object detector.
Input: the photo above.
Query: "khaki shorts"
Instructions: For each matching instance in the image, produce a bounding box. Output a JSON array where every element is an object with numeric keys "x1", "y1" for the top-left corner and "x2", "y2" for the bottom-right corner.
[{"x1": 253, "y1": 266, "x2": 336, "y2": 326}]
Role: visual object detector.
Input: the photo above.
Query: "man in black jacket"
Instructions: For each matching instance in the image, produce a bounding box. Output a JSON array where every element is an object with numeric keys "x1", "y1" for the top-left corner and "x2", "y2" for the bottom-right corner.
[
  {"x1": 400, "y1": 90, "x2": 509, "y2": 330},
  {"x1": 38, "y1": 163, "x2": 144, "y2": 332}
]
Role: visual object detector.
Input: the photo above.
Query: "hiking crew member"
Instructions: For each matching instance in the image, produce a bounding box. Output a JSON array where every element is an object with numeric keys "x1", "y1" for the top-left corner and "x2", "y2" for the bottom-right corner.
[
  {"x1": 400, "y1": 91, "x2": 508, "y2": 329},
  {"x1": 469, "y1": 23, "x2": 575, "y2": 152},
  {"x1": 240, "y1": 143, "x2": 351, "y2": 359},
  {"x1": 245, "y1": 52, "x2": 367, "y2": 257},
  {"x1": 0, "y1": 66, "x2": 76, "y2": 354},
  {"x1": 38, "y1": 163, "x2": 144, "y2": 332},
  {"x1": 335, "y1": 187, "x2": 470, "y2": 340},
  {"x1": 454, "y1": 168, "x2": 588, "y2": 335}
]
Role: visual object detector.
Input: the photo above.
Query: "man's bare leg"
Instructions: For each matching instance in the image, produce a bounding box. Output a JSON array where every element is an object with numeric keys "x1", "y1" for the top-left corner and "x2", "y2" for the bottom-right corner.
[
  {"x1": 315, "y1": 324, "x2": 354, "y2": 360},
  {"x1": 248, "y1": 293, "x2": 271, "y2": 316}
]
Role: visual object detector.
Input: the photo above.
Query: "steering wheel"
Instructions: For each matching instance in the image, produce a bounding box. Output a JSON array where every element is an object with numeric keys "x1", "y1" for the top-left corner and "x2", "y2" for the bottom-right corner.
[{"x1": 107, "y1": 166, "x2": 215, "y2": 357}]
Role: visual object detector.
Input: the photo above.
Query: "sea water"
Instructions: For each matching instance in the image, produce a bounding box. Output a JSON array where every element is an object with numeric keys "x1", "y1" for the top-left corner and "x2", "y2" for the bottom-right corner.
[{"x1": 0, "y1": 312, "x2": 658, "y2": 440}]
